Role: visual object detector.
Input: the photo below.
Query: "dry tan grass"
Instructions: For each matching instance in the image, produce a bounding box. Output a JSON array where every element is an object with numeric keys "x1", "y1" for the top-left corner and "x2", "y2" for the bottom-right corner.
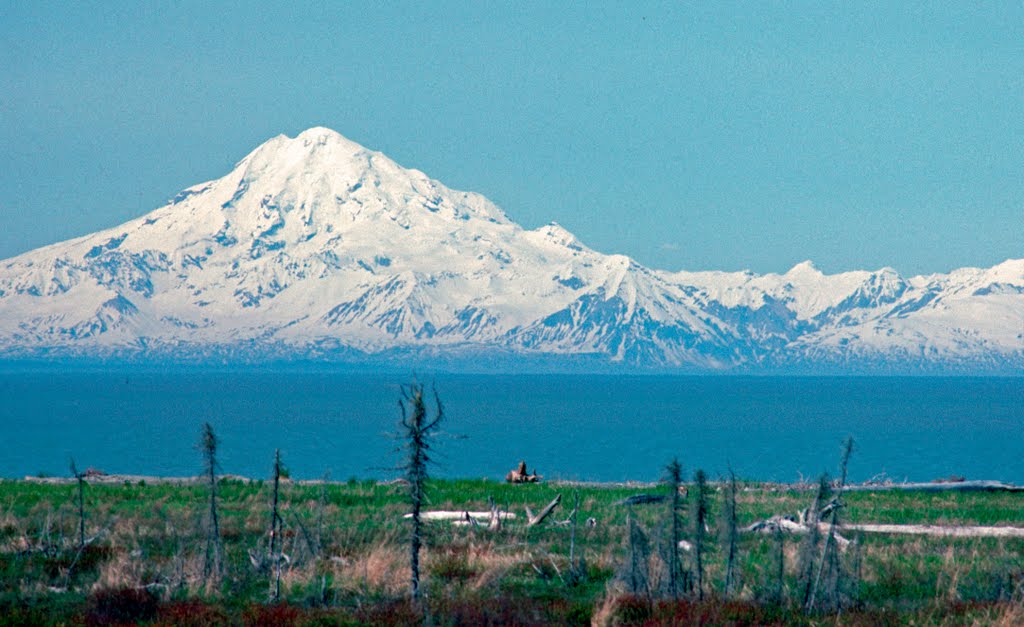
[
  {"x1": 0, "y1": 509, "x2": 19, "y2": 533},
  {"x1": 590, "y1": 582, "x2": 637, "y2": 627},
  {"x1": 783, "y1": 538, "x2": 802, "y2": 575},
  {"x1": 437, "y1": 540, "x2": 531, "y2": 591},
  {"x1": 108, "y1": 515, "x2": 141, "y2": 541},
  {"x1": 985, "y1": 602, "x2": 1024, "y2": 626},
  {"x1": 936, "y1": 545, "x2": 963, "y2": 603},
  {"x1": 330, "y1": 541, "x2": 407, "y2": 596},
  {"x1": 594, "y1": 542, "x2": 620, "y2": 574},
  {"x1": 272, "y1": 558, "x2": 319, "y2": 597},
  {"x1": 94, "y1": 550, "x2": 145, "y2": 590},
  {"x1": 591, "y1": 585, "x2": 620, "y2": 627},
  {"x1": 320, "y1": 537, "x2": 538, "y2": 598}
]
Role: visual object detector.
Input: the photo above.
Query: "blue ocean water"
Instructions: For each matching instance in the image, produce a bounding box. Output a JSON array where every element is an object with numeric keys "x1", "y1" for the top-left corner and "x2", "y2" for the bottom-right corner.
[{"x1": 3, "y1": 371, "x2": 1022, "y2": 483}]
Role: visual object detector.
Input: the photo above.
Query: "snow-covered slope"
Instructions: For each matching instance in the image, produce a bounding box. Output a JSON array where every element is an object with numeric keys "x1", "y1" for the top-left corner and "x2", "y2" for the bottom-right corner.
[{"x1": 0, "y1": 127, "x2": 1021, "y2": 371}]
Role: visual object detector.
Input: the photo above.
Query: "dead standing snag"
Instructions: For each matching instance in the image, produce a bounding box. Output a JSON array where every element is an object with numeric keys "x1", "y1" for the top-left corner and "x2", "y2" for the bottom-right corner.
[
  {"x1": 398, "y1": 383, "x2": 443, "y2": 603},
  {"x1": 199, "y1": 422, "x2": 223, "y2": 583},
  {"x1": 69, "y1": 459, "x2": 87, "y2": 551}
]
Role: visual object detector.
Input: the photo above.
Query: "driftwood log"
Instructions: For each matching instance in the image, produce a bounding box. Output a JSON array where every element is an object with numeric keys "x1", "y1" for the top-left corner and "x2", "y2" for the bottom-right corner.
[
  {"x1": 744, "y1": 516, "x2": 1024, "y2": 543},
  {"x1": 526, "y1": 494, "x2": 562, "y2": 527},
  {"x1": 615, "y1": 494, "x2": 667, "y2": 506},
  {"x1": 506, "y1": 461, "x2": 541, "y2": 484},
  {"x1": 744, "y1": 516, "x2": 852, "y2": 549},
  {"x1": 449, "y1": 498, "x2": 508, "y2": 531},
  {"x1": 403, "y1": 496, "x2": 566, "y2": 529},
  {"x1": 832, "y1": 523, "x2": 1024, "y2": 538},
  {"x1": 403, "y1": 511, "x2": 516, "y2": 523},
  {"x1": 844, "y1": 480, "x2": 1024, "y2": 493}
]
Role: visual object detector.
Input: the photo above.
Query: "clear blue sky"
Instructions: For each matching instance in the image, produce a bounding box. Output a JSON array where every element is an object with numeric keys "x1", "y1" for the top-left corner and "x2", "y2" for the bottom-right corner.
[{"x1": 2, "y1": 2, "x2": 1022, "y2": 275}]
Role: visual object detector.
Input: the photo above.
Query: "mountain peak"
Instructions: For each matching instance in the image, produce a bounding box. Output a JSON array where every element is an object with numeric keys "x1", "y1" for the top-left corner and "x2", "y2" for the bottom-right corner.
[
  {"x1": 238, "y1": 126, "x2": 369, "y2": 172},
  {"x1": 785, "y1": 260, "x2": 821, "y2": 276},
  {"x1": 164, "y1": 126, "x2": 516, "y2": 251},
  {"x1": 0, "y1": 129, "x2": 1020, "y2": 372},
  {"x1": 294, "y1": 126, "x2": 363, "y2": 149},
  {"x1": 298, "y1": 125, "x2": 343, "y2": 138}
]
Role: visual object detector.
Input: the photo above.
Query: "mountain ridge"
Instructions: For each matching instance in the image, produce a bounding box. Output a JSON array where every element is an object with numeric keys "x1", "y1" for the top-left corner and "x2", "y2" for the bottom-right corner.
[{"x1": 1, "y1": 127, "x2": 1021, "y2": 372}]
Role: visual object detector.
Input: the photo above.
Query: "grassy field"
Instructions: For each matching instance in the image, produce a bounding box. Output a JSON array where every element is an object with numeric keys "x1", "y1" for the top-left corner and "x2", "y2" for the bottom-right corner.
[{"x1": 1, "y1": 475, "x2": 1024, "y2": 625}]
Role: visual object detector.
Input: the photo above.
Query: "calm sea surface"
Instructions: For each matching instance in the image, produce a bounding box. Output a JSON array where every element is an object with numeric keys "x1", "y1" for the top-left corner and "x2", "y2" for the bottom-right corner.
[{"x1": 3, "y1": 372, "x2": 1022, "y2": 483}]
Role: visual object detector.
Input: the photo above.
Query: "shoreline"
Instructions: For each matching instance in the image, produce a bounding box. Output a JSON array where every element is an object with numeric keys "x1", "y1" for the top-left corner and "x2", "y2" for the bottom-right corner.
[{"x1": 14, "y1": 473, "x2": 1024, "y2": 493}]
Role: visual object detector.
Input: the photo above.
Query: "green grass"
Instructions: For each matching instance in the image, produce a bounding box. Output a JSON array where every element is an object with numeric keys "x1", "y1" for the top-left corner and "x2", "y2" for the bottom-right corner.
[{"x1": 1, "y1": 477, "x2": 1023, "y2": 625}]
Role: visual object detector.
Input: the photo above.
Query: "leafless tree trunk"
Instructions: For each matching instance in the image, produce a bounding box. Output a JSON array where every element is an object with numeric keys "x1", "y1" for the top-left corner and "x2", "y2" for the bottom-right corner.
[
  {"x1": 568, "y1": 491, "x2": 579, "y2": 564},
  {"x1": 200, "y1": 422, "x2": 222, "y2": 583},
  {"x1": 798, "y1": 474, "x2": 830, "y2": 609},
  {"x1": 625, "y1": 513, "x2": 651, "y2": 599},
  {"x1": 487, "y1": 496, "x2": 502, "y2": 532},
  {"x1": 722, "y1": 468, "x2": 739, "y2": 598},
  {"x1": 808, "y1": 436, "x2": 855, "y2": 612},
  {"x1": 69, "y1": 459, "x2": 86, "y2": 551},
  {"x1": 773, "y1": 526, "x2": 785, "y2": 605},
  {"x1": 692, "y1": 469, "x2": 709, "y2": 601},
  {"x1": 269, "y1": 448, "x2": 283, "y2": 602},
  {"x1": 847, "y1": 532, "x2": 863, "y2": 608},
  {"x1": 664, "y1": 458, "x2": 684, "y2": 599},
  {"x1": 399, "y1": 383, "x2": 443, "y2": 603},
  {"x1": 316, "y1": 471, "x2": 329, "y2": 556},
  {"x1": 567, "y1": 490, "x2": 586, "y2": 585}
]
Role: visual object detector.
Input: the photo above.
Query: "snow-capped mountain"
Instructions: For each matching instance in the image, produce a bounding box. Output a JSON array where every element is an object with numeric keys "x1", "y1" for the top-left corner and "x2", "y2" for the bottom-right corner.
[{"x1": 0, "y1": 127, "x2": 1021, "y2": 372}]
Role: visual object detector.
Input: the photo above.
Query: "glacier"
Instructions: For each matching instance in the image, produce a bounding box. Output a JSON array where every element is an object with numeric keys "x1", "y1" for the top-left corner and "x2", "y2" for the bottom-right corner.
[{"x1": 0, "y1": 126, "x2": 1021, "y2": 372}]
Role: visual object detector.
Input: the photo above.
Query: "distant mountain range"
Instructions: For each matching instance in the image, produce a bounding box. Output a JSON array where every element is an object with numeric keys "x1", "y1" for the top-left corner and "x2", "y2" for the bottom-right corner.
[{"x1": 1, "y1": 127, "x2": 1021, "y2": 372}]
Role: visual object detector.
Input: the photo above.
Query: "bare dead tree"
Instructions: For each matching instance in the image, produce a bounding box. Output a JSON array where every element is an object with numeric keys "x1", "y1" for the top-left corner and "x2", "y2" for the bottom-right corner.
[
  {"x1": 398, "y1": 383, "x2": 443, "y2": 602},
  {"x1": 289, "y1": 510, "x2": 317, "y2": 561},
  {"x1": 316, "y1": 470, "x2": 329, "y2": 557},
  {"x1": 623, "y1": 513, "x2": 651, "y2": 599},
  {"x1": 798, "y1": 473, "x2": 830, "y2": 609},
  {"x1": 566, "y1": 490, "x2": 587, "y2": 586},
  {"x1": 486, "y1": 496, "x2": 502, "y2": 532},
  {"x1": 69, "y1": 458, "x2": 86, "y2": 551},
  {"x1": 664, "y1": 458, "x2": 685, "y2": 599},
  {"x1": 808, "y1": 436, "x2": 855, "y2": 612},
  {"x1": 721, "y1": 467, "x2": 740, "y2": 598},
  {"x1": 692, "y1": 469, "x2": 710, "y2": 601},
  {"x1": 199, "y1": 422, "x2": 223, "y2": 583},
  {"x1": 269, "y1": 448, "x2": 283, "y2": 602},
  {"x1": 773, "y1": 525, "x2": 785, "y2": 605},
  {"x1": 847, "y1": 532, "x2": 864, "y2": 609},
  {"x1": 834, "y1": 437, "x2": 856, "y2": 608}
]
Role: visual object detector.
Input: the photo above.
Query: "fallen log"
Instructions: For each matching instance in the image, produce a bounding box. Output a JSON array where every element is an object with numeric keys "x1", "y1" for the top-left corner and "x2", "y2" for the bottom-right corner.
[
  {"x1": 744, "y1": 516, "x2": 851, "y2": 549},
  {"x1": 615, "y1": 494, "x2": 667, "y2": 506},
  {"x1": 837, "y1": 523, "x2": 1024, "y2": 538},
  {"x1": 845, "y1": 480, "x2": 1024, "y2": 493},
  {"x1": 404, "y1": 511, "x2": 516, "y2": 522},
  {"x1": 526, "y1": 494, "x2": 561, "y2": 527},
  {"x1": 743, "y1": 516, "x2": 805, "y2": 535},
  {"x1": 450, "y1": 501, "x2": 514, "y2": 529},
  {"x1": 554, "y1": 505, "x2": 578, "y2": 526},
  {"x1": 744, "y1": 516, "x2": 1024, "y2": 542}
]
